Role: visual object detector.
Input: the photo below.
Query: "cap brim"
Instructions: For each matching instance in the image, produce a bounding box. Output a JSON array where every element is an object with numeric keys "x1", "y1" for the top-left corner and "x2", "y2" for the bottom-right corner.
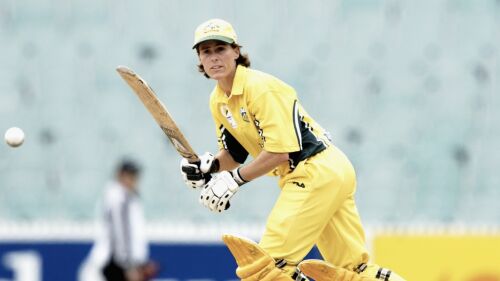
[{"x1": 192, "y1": 35, "x2": 234, "y2": 49}]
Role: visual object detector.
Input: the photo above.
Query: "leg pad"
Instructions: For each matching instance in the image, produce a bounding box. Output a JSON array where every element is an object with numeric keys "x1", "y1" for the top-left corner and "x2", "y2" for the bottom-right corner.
[
  {"x1": 222, "y1": 234, "x2": 293, "y2": 281},
  {"x1": 299, "y1": 260, "x2": 378, "y2": 281}
]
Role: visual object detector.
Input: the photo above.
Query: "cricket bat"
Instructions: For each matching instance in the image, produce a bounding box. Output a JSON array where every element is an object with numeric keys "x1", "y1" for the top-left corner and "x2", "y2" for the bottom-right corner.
[{"x1": 116, "y1": 66, "x2": 199, "y2": 163}]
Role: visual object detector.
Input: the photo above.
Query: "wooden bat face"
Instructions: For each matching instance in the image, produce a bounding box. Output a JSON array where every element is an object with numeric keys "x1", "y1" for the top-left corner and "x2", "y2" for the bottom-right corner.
[{"x1": 116, "y1": 66, "x2": 199, "y2": 162}]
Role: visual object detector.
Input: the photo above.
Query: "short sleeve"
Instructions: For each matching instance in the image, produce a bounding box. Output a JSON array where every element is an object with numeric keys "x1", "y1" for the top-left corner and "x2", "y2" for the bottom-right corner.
[{"x1": 250, "y1": 91, "x2": 301, "y2": 153}]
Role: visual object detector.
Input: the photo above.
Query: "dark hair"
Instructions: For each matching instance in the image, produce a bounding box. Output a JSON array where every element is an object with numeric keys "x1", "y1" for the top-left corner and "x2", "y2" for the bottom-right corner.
[
  {"x1": 117, "y1": 159, "x2": 141, "y2": 176},
  {"x1": 197, "y1": 43, "x2": 251, "y2": 78}
]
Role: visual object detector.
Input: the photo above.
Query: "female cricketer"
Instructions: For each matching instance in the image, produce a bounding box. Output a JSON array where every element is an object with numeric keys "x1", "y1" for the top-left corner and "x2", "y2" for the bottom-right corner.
[{"x1": 180, "y1": 18, "x2": 406, "y2": 281}]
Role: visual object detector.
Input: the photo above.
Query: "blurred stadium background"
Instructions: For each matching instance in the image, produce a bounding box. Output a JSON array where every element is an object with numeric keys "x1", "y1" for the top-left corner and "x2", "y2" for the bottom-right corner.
[{"x1": 0, "y1": 0, "x2": 499, "y2": 280}]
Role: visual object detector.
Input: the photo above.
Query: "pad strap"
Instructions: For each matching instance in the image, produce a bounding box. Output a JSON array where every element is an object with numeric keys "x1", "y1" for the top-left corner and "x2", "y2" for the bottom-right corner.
[
  {"x1": 354, "y1": 263, "x2": 368, "y2": 274},
  {"x1": 376, "y1": 268, "x2": 392, "y2": 281},
  {"x1": 291, "y1": 267, "x2": 309, "y2": 281}
]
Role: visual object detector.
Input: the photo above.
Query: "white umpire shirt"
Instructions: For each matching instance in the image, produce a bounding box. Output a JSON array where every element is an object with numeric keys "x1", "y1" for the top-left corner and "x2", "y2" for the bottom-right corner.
[{"x1": 79, "y1": 181, "x2": 148, "y2": 281}]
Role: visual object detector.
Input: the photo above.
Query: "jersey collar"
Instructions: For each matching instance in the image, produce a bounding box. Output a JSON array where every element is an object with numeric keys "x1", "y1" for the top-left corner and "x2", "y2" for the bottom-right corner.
[
  {"x1": 215, "y1": 65, "x2": 248, "y2": 101},
  {"x1": 230, "y1": 65, "x2": 247, "y2": 96}
]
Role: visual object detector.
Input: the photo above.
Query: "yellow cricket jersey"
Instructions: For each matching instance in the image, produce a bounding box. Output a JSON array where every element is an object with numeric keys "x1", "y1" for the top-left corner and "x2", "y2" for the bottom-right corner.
[{"x1": 209, "y1": 65, "x2": 331, "y2": 176}]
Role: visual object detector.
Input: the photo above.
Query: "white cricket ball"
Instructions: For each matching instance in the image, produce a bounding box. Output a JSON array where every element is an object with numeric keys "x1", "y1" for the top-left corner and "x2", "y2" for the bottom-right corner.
[{"x1": 5, "y1": 127, "x2": 25, "y2": 148}]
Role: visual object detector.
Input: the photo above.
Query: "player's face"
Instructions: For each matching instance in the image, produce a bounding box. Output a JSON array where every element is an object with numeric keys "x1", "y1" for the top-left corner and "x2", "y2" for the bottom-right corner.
[
  {"x1": 119, "y1": 172, "x2": 139, "y2": 191},
  {"x1": 198, "y1": 40, "x2": 239, "y2": 81}
]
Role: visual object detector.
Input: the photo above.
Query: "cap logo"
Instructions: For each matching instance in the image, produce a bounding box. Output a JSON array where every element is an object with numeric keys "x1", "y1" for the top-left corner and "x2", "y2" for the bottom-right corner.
[{"x1": 203, "y1": 22, "x2": 221, "y2": 34}]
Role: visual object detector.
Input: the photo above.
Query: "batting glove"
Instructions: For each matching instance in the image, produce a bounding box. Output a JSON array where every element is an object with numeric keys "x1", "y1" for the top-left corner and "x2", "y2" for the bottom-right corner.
[
  {"x1": 180, "y1": 152, "x2": 219, "y2": 189},
  {"x1": 199, "y1": 168, "x2": 248, "y2": 213}
]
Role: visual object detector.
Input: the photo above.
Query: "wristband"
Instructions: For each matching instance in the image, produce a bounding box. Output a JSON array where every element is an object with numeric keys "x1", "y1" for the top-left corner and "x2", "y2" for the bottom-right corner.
[{"x1": 231, "y1": 167, "x2": 249, "y2": 186}]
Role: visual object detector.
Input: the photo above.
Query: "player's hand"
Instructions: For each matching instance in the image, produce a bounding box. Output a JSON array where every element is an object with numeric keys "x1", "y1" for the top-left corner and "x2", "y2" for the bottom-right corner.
[
  {"x1": 126, "y1": 261, "x2": 159, "y2": 281},
  {"x1": 199, "y1": 169, "x2": 245, "y2": 212},
  {"x1": 180, "y1": 152, "x2": 218, "y2": 188},
  {"x1": 138, "y1": 260, "x2": 159, "y2": 281}
]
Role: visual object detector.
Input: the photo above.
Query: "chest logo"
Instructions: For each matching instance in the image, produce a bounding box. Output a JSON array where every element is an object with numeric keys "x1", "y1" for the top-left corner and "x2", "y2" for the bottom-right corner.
[
  {"x1": 240, "y1": 107, "x2": 250, "y2": 122},
  {"x1": 220, "y1": 105, "x2": 238, "y2": 129}
]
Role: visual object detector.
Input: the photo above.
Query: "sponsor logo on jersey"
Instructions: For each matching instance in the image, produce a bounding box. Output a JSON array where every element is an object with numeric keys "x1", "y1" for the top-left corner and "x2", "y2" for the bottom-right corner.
[
  {"x1": 221, "y1": 105, "x2": 237, "y2": 128},
  {"x1": 292, "y1": 181, "x2": 305, "y2": 188}
]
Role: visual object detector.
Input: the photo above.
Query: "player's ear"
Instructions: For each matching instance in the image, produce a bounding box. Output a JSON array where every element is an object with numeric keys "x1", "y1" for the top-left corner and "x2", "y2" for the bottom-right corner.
[
  {"x1": 233, "y1": 45, "x2": 240, "y2": 60},
  {"x1": 196, "y1": 50, "x2": 202, "y2": 61},
  {"x1": 195, "y1": 48, "x2": 202, "y2": 61}
]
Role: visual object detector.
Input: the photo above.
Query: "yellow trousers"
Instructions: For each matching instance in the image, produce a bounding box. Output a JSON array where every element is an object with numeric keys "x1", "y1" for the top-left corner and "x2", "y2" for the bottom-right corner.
[{"x1": 259, "y1": 145, "x2": 369, "y2": 275}]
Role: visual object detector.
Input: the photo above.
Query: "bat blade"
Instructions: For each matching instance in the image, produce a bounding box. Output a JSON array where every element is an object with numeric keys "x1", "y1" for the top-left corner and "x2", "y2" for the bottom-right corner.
[{"x1": 116, "y1": 65, "x2": 199, "y2": 162}]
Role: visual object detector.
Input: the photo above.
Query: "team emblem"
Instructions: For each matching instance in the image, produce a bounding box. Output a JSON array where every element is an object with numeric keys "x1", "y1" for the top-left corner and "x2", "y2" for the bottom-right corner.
[{"x1": 240, "y1": 107, "x2": 249, "y2": 122}]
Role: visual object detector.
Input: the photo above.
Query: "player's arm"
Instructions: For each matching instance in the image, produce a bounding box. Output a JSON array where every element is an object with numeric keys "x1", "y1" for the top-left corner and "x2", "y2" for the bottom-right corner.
[
  {"x1": 237, "y1": 91, "x2": 301, "y2": 183},
  {"x1": 214, "y1": 149, "x2": 240, "y2": 172},
  {"x1": 200, "y1": 92, "x2": 299, "y2": 212},
  {"x1": 215, "y1": 148, "x2": 288, "y2": 182},
  {"x1": 199, "y1": 150, "x2": 288, "y2": 213},
  {"x1": 200, "y1": 129, "x2": 290, "y2": 213},
  {"x1": 237, "y1": 150, "x2": 288, "y2": 182},
  {"x1": 180, "y1": 122, "x2": 248, "y2": 189}
]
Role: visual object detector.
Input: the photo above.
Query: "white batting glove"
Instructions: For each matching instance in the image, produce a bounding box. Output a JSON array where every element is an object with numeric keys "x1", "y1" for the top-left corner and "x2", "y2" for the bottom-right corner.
[
  {"x1": 180, "y1": 152, "x2": 218, "y2": 189},
  {"x1": 199, "y1": 169, "x2": 247, "y2": 213}
]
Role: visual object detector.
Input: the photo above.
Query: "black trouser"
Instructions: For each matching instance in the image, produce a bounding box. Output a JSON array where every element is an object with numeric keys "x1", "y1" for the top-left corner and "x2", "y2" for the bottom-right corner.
[{"x1": 102, "y1": 258, "x2": 126, "y2": 281}]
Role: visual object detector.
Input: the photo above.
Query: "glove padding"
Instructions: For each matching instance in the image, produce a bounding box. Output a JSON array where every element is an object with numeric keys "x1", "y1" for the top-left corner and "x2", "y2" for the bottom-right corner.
[
  {"x1": 180, "y1": 152, "x2": 217, "y2": 188},
  {"x1": 200, "y1": 170, "x2": 241, "y2": 213}
]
